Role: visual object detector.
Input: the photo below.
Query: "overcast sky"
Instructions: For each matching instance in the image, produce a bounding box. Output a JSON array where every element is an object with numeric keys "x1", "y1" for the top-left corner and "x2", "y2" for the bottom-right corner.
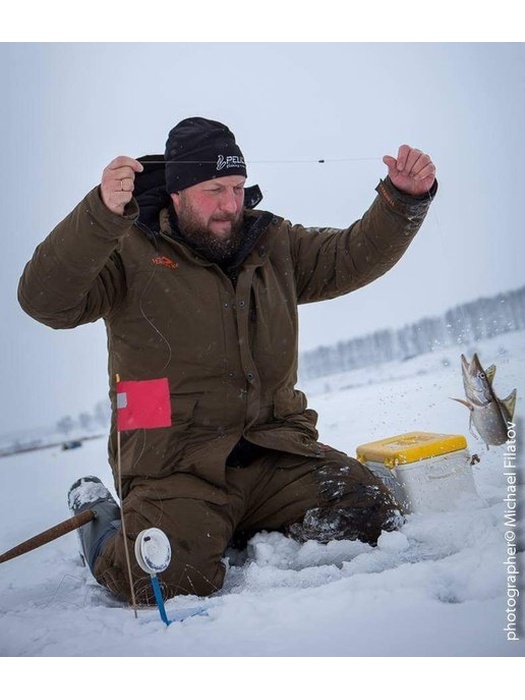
[{"x1": 2, "y1": 42, "x2": 524, "y2": 435}]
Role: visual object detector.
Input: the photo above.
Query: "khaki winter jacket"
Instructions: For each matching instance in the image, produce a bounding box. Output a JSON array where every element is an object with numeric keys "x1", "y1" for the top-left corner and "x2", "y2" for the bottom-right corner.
[{"x1": 18, "y1": 176, "x2": 435, "y2": 503}]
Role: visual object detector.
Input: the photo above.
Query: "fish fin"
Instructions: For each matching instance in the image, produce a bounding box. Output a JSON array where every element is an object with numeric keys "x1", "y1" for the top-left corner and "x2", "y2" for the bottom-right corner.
[
  {"x1": 451, "y1": 397, "x2": 473, "y2": 410},
  {"x1": 485, "y1": 364, "x2": 496, "y2": 384},
  {"x1": 501, "y1": 389, "x2": 517, "y2": 419}
]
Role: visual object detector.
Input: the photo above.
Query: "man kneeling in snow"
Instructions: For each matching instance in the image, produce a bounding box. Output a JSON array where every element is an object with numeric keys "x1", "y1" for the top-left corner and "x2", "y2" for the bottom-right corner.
[{"x1": 18, "y1": 117, "x2": 437, "y2": 604}]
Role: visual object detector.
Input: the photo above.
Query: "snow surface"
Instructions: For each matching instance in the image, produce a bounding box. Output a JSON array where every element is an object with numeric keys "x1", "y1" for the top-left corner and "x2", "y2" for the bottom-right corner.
[{"x1": 0, "y1": 331, "x2": 523, "y2": 663}]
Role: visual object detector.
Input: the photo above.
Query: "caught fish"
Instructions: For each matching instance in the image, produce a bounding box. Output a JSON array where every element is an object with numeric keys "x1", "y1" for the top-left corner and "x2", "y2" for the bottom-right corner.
[{"x1": 452, "y1": 353, "x2": 517, "y2": 447}]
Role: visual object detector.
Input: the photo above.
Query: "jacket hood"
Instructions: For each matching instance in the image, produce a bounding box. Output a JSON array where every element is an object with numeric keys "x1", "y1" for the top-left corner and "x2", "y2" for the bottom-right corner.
[{"x1": 134, "y1": 154, "x2": 263, "y2": 234}]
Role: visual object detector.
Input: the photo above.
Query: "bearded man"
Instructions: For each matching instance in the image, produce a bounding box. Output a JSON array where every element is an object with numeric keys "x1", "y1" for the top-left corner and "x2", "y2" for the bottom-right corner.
[{"x1": 18, "y1": 117, "x2": 437, "y2": 604}]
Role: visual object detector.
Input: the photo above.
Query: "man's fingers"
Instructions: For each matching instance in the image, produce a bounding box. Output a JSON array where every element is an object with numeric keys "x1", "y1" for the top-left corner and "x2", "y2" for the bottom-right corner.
[
  {"x1": 395, "y1": 144, "x2": 411, "y2": 171},
  {"x1": 413, "y1": 160, "x2": 436, "y2": 182},
  {"x1": 100, "y1": 155, "x2": 142, "y2": 215},
  {"x1": 104, "y1": 164, "x2": 142, "y2": 181},
  {"x1": 382, "y1": 155, "x2": 397, "y2": 170},
  {"x1": 402, "y1": 148, "x2": 424, "y2": 175},
  {"x1": 120, "y1": 177, "x2": 134, "y2": 192},
  {"x1": 394, "y1": 146, "x2": 435, "y2": 179},
  {"x1": 407, "y1": 152, "x2": 435, "y2": 181},
  {"x1": 107, "y1": 176, "x2": 134, "y2": 193},
  {"x1": 102, "y1": 157, "x2": 144, "y2": 191},
  {"x1": 383, "y1": 146, "x2": 436, "y2": 196},
  {"x1": 105, "y1": 156, "x2": 144, "y2": 173}
]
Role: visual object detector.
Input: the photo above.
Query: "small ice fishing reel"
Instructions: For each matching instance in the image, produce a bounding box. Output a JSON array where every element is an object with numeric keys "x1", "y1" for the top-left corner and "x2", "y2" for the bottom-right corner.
[
  {"x1": 134, "y1": 527, "x2": 171, "y2": 575},
  {"x1": 134, "y1": 526, "x2": 206, "y2": 626}
]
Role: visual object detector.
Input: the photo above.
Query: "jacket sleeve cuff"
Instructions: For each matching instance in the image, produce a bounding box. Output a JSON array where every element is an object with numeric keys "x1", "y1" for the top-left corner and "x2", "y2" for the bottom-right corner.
[
  {"x1": 376, "y1": 176, "x2": 438, "y2": 209},
  {"x1": 82, "y1": 186, "x2": 140, "y2": 235}
]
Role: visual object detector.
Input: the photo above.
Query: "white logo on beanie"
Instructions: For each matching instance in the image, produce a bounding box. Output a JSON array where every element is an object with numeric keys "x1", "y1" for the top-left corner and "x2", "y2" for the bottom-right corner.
[{"x1": 216, "y1": 154, "x2": 246, "y2": 171}]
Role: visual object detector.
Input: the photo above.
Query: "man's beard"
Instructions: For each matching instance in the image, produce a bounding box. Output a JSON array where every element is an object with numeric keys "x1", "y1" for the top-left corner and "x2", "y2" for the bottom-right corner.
[{"x1": 176, "y1": 202, "x2": 245, "y2": 264}]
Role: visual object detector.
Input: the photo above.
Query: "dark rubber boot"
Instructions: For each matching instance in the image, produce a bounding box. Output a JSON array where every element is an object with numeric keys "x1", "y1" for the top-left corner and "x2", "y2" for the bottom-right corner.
[{"x1": 67, "y1": 476, "x2": 121, "y2": 572}]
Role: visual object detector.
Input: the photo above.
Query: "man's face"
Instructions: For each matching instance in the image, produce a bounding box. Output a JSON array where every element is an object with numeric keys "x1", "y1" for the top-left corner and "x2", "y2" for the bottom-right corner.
[{"x1": 170, "y1": 175, "x2": 246, "y2": 261}]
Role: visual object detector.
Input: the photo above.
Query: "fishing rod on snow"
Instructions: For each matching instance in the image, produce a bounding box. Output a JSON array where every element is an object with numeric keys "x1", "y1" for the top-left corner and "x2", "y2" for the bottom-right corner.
[{"x1": 0, "y1": 509, "x2": 96, "y2": 564}]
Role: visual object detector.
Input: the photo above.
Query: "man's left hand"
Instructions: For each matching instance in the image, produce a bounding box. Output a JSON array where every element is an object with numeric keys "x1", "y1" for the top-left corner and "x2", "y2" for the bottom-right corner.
[{"x1": 382, "y1": 145, "x2": 436, "y2": 196}]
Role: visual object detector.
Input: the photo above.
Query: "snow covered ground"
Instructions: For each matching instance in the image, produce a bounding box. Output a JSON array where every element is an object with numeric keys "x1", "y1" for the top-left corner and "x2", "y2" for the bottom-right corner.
[{"x1": 0, "y1": 331, "x2": 523, "y2": 663}]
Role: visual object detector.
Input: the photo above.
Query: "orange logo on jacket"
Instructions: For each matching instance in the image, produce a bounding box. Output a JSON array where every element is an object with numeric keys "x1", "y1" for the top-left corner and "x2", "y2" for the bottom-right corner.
[{"x1": 151, "y1": 256, "x2": 179, "y2": 270}]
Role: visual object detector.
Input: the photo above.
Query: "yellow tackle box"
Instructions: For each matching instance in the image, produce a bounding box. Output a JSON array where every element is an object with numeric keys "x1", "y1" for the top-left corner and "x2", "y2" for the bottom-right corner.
[{"x1": 356, "y1": 432, "x2": 478, "y2": 513}]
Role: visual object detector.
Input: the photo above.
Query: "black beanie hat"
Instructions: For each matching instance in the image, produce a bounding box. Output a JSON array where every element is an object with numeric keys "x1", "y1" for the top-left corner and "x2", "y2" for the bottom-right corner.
[{"x1": 165, "y1": 117, "x2": 247, "y2": 193}]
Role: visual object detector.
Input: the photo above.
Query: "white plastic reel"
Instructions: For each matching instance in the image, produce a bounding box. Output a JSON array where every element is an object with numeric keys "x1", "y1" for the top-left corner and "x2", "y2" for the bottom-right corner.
[{"x1": 134, "y1": 528, "x2": 171, "y2": 575}]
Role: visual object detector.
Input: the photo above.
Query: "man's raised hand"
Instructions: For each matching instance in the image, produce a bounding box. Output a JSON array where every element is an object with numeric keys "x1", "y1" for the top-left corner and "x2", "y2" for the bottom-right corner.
[
  {"x1": 382, "y1": 145, "x2": 436, "y2": 197},
  {"x1": 100, "y1": 156, "x2": 144, "y2": 215}
]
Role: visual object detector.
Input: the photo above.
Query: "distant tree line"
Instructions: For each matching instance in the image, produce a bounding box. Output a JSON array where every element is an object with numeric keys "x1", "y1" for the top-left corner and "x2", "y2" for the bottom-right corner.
[
  {"x1": 55, "y1": 399, "x2": 111, "y2": 436},
  {"x1": 0, "y1": 399, "x2": 112, "y2": 458},
  {"x1": 299, "y1": 285, "x2": 525, "y2": 380}
]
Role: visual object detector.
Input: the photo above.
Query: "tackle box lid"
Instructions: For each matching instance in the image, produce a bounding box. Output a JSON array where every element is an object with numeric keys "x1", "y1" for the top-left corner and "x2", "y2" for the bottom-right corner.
[{"x1": 356, "y1": 431, "x2": 468, "y2": 468}]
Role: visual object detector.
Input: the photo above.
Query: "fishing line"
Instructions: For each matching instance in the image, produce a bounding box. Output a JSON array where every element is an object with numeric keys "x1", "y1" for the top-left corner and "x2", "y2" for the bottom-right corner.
[
  {"x1": 144, "y1": 157, "x2": 382, "y2": 165},
  {"x1": 115, "y1": 397, "x2": 138, "y2": 616},
  {"x1": 250, "y1": 157, "x2": 381, "y2": 164},
  {"x1": 427, "y1": 192, "x2": 472, "y2": 344},
  {"x1": 43, "y1": 573, "x2": 85, "y2": 609},
  {"x1": 138, "y1": 266, "x2": 174, "y2": 373}
]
